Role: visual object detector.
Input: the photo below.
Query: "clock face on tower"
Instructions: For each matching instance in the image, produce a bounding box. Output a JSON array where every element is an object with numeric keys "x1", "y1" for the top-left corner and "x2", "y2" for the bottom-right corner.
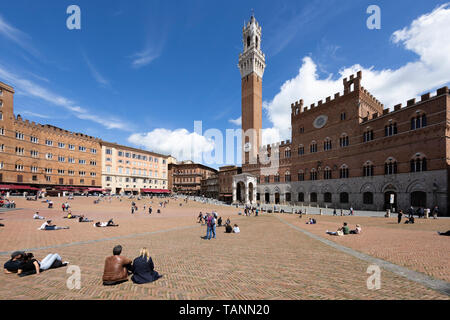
[
  {"x1": 244, "y1": 142, "x2": 252, "y2": 152},
  {"x1": 313, "y1": 115, "x2": 328, "y2": 129}
]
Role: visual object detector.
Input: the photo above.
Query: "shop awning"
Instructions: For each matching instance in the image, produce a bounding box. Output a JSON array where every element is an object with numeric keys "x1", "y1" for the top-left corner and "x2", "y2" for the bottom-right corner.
[
  {"x1": 87, "y1": 188, "x2": 105, "y2": 192},
  {"x1": 0, "y1": 185, "x2": 40, "y2": 191},
  {"x1": 140, "y1": 189, "x2": 171, "y2": 194}
]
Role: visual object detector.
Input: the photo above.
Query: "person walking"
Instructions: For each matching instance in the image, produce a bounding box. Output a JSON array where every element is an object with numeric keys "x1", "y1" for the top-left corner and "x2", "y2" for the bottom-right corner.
[
  {"x1": 211, "y1": 214, "x2": 217, "y2": 239},
  {"x1": 432, "y1": 206, "x2": 439, "y2": 219},
  {"x1": 149, "y1": 206, "x2": 152, "y2": 215},
  {"x1": 397, "y1": 210, "x2": 403, "y2": 224}
]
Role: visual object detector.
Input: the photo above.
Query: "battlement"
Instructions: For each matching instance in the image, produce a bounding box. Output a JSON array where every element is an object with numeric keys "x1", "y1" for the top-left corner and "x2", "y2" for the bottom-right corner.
[
  {"x1": 360, "y1": 86, "x2": 449, "y2": 124},
  {"x1": 291, "y1": 71, "x2": 366, "y2": 117},
  {"x1": 14, "y1": 114, "x2": 101, "y2": 142},
  {"x1": 360, "y1": 86, "x2": 384, "y2": 109}
]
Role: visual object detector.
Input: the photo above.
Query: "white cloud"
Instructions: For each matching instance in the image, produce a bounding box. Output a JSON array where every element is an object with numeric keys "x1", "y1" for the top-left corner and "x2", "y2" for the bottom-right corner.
[
  {"x1": 229, "y1": 116, "x2": 241, "y2": 126},
  {"x1": 0, "y1": 65, "x2": 130, "y2": 130},
  {"x1": 82, "y1": 52, "x2": 110, "y2": 87},
  {"x1": 128, "y1": 128, "x2": 215, "y2": 161},
  {"x1": 262, "y1": 3, "x2": 450, "y2": 144},
  {"x1": 130, "y1": 47, "x2": 161, "y2": 68},
  {"x1": 0, "y1": 14, "x2": 40, "y2": 57}
]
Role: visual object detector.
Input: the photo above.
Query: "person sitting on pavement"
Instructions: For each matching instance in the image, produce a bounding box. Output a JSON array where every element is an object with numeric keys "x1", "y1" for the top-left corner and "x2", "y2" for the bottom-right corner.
[
  {"x1": 78, "y1": 215, "x2": 93, "y2": 222},
  {"x1": 94, "y1": 219, "x2": 119, "y2": 227},
  {"x1": 437, "y1": 230, "x2": 450, "y2": 236},
  {"x1": 38, "y1": 220, "x2": 70, "y2": 230},
  {"x1": 225, "y1": 218, "x2": 231, "y2": 226},
  {"x1": 350, "y1": 224, "x2": 362, "y2": 234},
  {"x1": 306, "y1": 218, "x2": 316, "y2": 225},
  {"x1": 63, "y1": 210, "x2": 79, "y2": 219},
  {"x1": 102, "y1": 245, "x2": 133, "y2": 286},
  {"x1": 225, "y1": 224, "x2": 233, "y2": 233},
  {"x1": 4, "y1": 251, "x2": 25, "y2": 274},
  {"x1": 233, "y1": 224, "x2": 240, "y2": 233},
  {"x1": 33, "y1": 212, "x2": 45, "y2": 220},
  {"x1": 218, "y1": 216, "x2": 223, "y2": 227},
  {"x1": 131, "y1": 248, "x2": 162, "y2": 284},
  {"x1": 326, "y1": 222, "x2": 349, "y2": 236},
  {"x1": 405, "y1": 215, "x2": 415, "y2": 224}
]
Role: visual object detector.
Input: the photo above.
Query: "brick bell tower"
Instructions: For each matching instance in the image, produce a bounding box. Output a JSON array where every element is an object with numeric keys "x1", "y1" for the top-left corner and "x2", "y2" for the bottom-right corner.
[{"x1": 238, "y1": 14, "x2": 266, "y2": 166}]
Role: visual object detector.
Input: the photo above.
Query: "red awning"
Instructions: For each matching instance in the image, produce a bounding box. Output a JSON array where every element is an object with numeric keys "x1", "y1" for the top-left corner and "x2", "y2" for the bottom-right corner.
[
  {"x1": 87, "y1": 188, "x2": 105, "y2": 192},
  {"x1": 140, "y1": 189, "x2": 170, "y2": 194},
  {"x1": 0, "y1": 185, "x2": 40, "y2": 191}
]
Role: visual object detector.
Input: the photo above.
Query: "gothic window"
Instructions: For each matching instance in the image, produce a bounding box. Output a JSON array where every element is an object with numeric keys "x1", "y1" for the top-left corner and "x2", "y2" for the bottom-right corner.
[
  {"x1": 339, "y1": 134, "x2": 349, "y2": 147},
  {"x1": 385, "y1": 122, "x2": 398, "y2": 136},
  {"x1": 310, "y1": 141, "x2": 317, "y2": 153},
  {"x1": 384, "y1": 158, "x2": 398, "y2": 175},
  {"x1": 324, "y1": 167, "x2": 332, "y2": 180},
  {"x1": 339, "y1": 164, "x2": 349, "y2": 178},
  {"x1": 410, "y1": 154, "x2": 427, "y2": 172},
  {"x1": 285, "y1": 171, "x2": 291, "y2": 182},
  {"x1": 298, "y1": 145, "x2": 304, "y2": 156},
  {"x1": 411, "y1": 113, "x2": 427, "y2": 130},
  {"x1": 363, "y1": 129, "x2": 374, "y2": 142},
  {"x1": 324, "y1": 138, "x2": 332, "y2": 151},
  {"x1": 363, "y1": 161, "x2": 374, "y2": 177},
  {"x1": 297, "y1": 170, "x2": 304, "y2": 181}
]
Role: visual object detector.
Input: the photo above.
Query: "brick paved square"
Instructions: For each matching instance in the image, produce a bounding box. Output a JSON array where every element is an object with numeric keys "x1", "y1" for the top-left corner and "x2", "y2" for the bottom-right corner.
[{"x1": 0, "y1": 197, "x2": 449, "y2": 300}]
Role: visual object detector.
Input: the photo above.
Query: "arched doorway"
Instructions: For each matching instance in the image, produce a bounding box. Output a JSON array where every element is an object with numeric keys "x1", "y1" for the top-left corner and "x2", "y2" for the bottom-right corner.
[
  {"x1": 236, "y1": 181, "x2": 246, "y2": 203},
  {"x1": 248, "y1": 183, "x2": 254, "y2": 203},
  {"x1": 265, "y1": 192, "x2": 270, "y2": 203},
  {"x1": 384, "y1": 191, "x2": 397, "y2": 210},
  {"x1": 275, "y1": 192, "x2": 280, "y2": 204},
  {"x1": 411, "y1": 191, "x2": 426, "y2": 207}
]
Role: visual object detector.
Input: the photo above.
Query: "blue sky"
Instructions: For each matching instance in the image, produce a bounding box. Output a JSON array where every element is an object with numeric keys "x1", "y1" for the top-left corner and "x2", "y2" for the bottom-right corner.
[{"x1": 1, "y1": 0, "x2": 449, "y2": 168}]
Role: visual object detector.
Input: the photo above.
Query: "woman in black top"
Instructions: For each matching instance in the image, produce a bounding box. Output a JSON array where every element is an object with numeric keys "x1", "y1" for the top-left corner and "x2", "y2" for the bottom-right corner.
[{"x1": 131, "y1": 248, "x2": 162, "y2": 284}]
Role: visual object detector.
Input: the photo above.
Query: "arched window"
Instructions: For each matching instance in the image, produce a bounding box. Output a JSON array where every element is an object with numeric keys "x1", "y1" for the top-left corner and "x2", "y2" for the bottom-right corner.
[
  {"x1": 411, "y1": 112, "x2": 427, "y2": 130},
  {"x1": 310, "y1": 169, "x2": 317, "y2": 181},
  {"x1": 385, "y1": 122, "x2": 398, "y2": 136},
  {"x1": 284, "y1": 147, "x2": 291, "y2": 158},
  {"x1": 340, "y1": 192, "x2": 349, "y2": 203},
  {"x1": 324, "y1": 138, "x2": 332, "y2": 151},
  {"x1": 324, "y1": 192, "x2": 332, "y2": 203},
  {"x1": 247, "y1": 36, "x2": 251, "y2": 48},
  {"x1": 324, "y1": 167, "x2": 332, "y2": 180},
  {"x1": 255, "y1": 36, "x2": 259, "y2": 49},
  {"x1": 339, "y1": 164, "x2": 349, "y2": 179},
  {"x1": 363, "y1": 128, "x2": 374, "y2": 142},
  {"x1": 410, "y1": 154, "x2": 427, "y2": 172},
  {"x1": 297, "y1": 170, "x2": 305, "y2": 181},
  {"x1": 298, "y1": 145, "x2": 304, "y2": 156},
  {"x1": 285, "y1": 171, "x2": 291, "y2": 182},
  {"x1": 298, "y1": 192, "x2": 304, "y2": 202},
  {"x1": 274, "y1": 173, "x2": 280, "y2": 183},
  {"x1": 310, "y1": 192, "x2": 318, "y2": 203},
  {"x1": 339, "y1": 134, "x2": 349, "y2": 147},
  {"x1": 363, "y1": 192, "x2": 373, "y2": 204},
  {"x1": 385, "y1": 158, "x2": 398, "y2": 175},
  {"x1": 363, "y1": 161, "x2": 374, "y2": 177},
  {"x1": 310, "y1": 141, "x2": 317, "y2": 153}
]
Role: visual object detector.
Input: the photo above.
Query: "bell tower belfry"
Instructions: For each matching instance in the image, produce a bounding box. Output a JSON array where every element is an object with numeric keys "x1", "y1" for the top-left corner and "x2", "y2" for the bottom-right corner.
[{"x1": 238, "y1": 15, "x2": 266, "y2": 165}]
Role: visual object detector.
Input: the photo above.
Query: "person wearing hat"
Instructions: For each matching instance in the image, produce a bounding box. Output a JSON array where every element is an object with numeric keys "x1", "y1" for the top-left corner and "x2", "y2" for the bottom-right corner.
[{"x1": 4, "y1": 251, "x2": 25, "y2": 274}]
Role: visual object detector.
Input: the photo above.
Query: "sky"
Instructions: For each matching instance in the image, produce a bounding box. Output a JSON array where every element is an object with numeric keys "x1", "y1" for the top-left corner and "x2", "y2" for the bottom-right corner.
[{"x1": 0, "y1": 0, "x2": 449, "y2": 169}]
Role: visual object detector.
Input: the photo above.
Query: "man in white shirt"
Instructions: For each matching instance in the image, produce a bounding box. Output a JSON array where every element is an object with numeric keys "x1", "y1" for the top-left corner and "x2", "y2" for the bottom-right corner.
[{"x1": 233, "y1": 224, "x2": 240, "y2": 233}]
